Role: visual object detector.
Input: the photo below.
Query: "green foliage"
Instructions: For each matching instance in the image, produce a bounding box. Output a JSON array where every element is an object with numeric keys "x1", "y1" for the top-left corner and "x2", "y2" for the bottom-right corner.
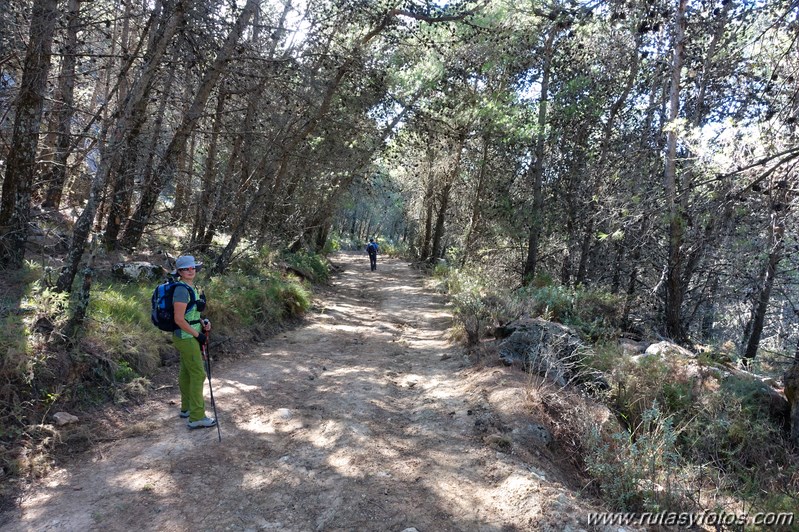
[
  {"x1": 431, "y1": 265, "x2": 510, "y2": 345},
  {"x1": 282, "y1": 251, "x2": 330, "y2": 284},
  {"x1": 586, "y1": 405, "x2": 684, "y2": 512},
  {"x1": 1, "y1": 278, "x2": 69, "y2": 392},
  {"x1": 89, "y1": 283, "x2": 152, "y2": 326},
  {"x1": 608, "y1": 354, "x2": 700, "y2": 434},
  {"x1": 590, "y1": 347, "x2": 798, "y2": 516},
  {"x1": 87, "y1": 283, "x2": 163, "y2": 376},
  {"x1": 432, "y1": 262, "x2": 451, "y2": 282},
  {"x1": 206, "y1": 271, "x2": 310, "y2": 332},
  {"x1": 376, "y1": 239, "x2": 408, "y2": 258},
  {"x1": 28, "y1": 282, "x2": 70, "y2": 319},
  {"x1": 229, "y1": 245, "x2": 278, "y2": 277},
  {"x1": 449, "y1": 273, "x2": 491, "y2": 346},
  {"x1": 0, "y1": 314, "x2": 30, "y2": 380},
  {"x1": 587, "y1": 342, "x2": 625, "y2": 374},
  {"x1": 514, "y1": 284, "x2": 623, "y2": 340},
  {"x1": 113, "y1": 360, "x2": 137, "y2": 383},
  {"x1": 433, "y1": 264, "x2": 623, "y2": 345},
  {"x1": 682, "y1": 377, "x2": 791, "y2": 482},
  {"x1": 323, "y1": 237, "x2": 341, "y2": 253},
  {"x1": 328, "y1": 233, "x2": 358, "y2": 251}
]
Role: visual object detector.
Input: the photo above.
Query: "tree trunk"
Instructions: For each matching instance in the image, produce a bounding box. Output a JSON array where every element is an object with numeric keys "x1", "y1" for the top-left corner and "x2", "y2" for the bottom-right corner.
[
  {"x1": 575, "y1": 35, "x2": 640, "y2": 286},
  {"x1": 419, "y1": 176, "x2": 435, "y2": 261},
  {"x1": 296, "y1": 94, "x2": 420, "y2": 255},
  {"x1": 104, "y1": 67, "x2": 174, "y2": 249},
  {"x1": 62, "y1": 235, "x2": 98, "y2": 342},
  {"x1": 41, "y1": 0, "x2": 80, "y2": 210},
  {"x1": 664, "y1": 0, "x2": 688, "y2": 343},
  {"x1": 0, "y1": 0, "x2": 59, "y2": 268},
  {"x1": 211, "y1": 9, "x2": 447, "y2": 273},
  {"x1": 201, "y1": 4, "x2": 292, "y2": 249},
  {"x1": 192, "y1": 91, "x2": 226, "y2": 246},
  {"x1": 430, "y1": 132, "x2": 466, "y2": 263},
  {"x1": 700, "y1": 271, "x2": 721, "y2": 341},
  {"x1": 172, "y1": 129, "x2": 195, "y2": 220},
  {"x1": 742, "y1": 211, "x2": 785, "y2": 363},
  {"x1": 522, "y1": 28, "x2": 556, "y2": 284},
  {"x1": 461, "y1": 134, "x2": 489, "y2": 267}
]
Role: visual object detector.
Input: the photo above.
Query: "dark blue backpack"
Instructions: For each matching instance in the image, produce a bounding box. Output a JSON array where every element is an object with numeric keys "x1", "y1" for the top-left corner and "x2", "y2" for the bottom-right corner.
[{"x1": 151, "y1": 280, "x2": 198, "y2": 332}]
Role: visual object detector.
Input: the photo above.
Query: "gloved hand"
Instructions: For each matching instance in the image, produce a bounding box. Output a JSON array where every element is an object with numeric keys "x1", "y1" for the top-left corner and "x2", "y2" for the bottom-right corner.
[{"x1": 196, "y1": 332, "x2": 208, "y2": 346}]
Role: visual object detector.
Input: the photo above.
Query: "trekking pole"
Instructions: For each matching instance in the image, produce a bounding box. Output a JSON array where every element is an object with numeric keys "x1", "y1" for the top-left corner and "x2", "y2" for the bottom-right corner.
[{"x1": 202, "y1": 328, "x2": 222, "y2": 442}]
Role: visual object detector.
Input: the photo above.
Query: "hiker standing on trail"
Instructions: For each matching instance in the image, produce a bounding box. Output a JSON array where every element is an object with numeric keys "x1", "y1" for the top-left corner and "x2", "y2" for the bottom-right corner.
[
  {"x1": 366, "y1": 238, "x2": 379, "y2": 271},
  {"x1": 172, "y1": 255, "x2": 216, "y2": 429}
]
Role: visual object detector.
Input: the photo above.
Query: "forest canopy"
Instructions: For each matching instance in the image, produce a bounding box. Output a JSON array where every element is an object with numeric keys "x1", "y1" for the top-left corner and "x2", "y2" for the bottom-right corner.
[{"x1": 0, "y1": 0, "x2": 797, "y2": 358}]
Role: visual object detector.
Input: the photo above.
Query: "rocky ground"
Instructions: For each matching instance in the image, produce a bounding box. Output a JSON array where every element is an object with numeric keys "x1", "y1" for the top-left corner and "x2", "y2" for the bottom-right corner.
[{"x1": 0, "y1": 252, "x2": 620, "y2": 532}]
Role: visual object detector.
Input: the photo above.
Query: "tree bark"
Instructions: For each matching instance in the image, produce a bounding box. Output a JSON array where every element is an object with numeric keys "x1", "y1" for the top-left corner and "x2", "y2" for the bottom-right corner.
[
  {"x1": 575, "y1": 34, "x2": 641, "y2": 286},
  {"x1": 419, "y1": 175, "x2": 435, "y2": 261},
  {"x1": 742, "y1": 211, "x2": 785, "y2": 363},
  {"x1": 0, "y1": 0, "x2": 59, "y2": 268},
  {"x1": 104, "y1": 67, "x2": 174, "y2": 249},
  {"x1": 663, "y1": 0, "x2": 688, "y2": 343},
  {"x1": 296, "y1": 93, "x2": 420, "y2": 254},
  {"x1": 522, "y1": 28, "x2": 556, "y2": 284},
  {"x1": 210, "y1": 8, "x2": 453, "y2": 273},
  {"x1": 191, "y1": 91, "x2": 227, "y2": 247},
  {"x1": 41, "y1": 0, "x2": 80, "y2": 210},
  {"x1": 461, "y1": 134, "x2": 489, "y2": 267},
  {"x1": 430, "y1": 132, "x2": 466, "y2": 263}
]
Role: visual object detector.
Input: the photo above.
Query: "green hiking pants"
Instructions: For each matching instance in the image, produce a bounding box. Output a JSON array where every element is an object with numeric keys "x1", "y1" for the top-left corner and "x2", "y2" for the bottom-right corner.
[{"x1": 174, "y1": 336, "x2": 206, "y2": 422}]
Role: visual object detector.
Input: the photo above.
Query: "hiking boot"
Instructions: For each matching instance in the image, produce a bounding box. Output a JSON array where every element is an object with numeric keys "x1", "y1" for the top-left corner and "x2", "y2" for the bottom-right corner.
[
  {"x1": 187, "y1": 417, "x2": 216, "y2": 429},
  {"x1": 179, "y1": 410, "x2": 190, "y2": 418}
]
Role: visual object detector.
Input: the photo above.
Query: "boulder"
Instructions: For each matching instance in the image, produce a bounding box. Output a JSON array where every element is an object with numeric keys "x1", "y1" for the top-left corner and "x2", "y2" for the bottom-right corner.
[
  {"x1": 497, "y1": 317, "x2": 607, "y2": 390},
  {"x1": 112, "y1": 261, "x2": 164, "y2": 281},
  {"x1": 643, "y1": 340, "x2": 696, "y2": 359},
  {"x1": 619, "y1": 338, "x2": 648, "y2": 356},
  {"x1": 53, "y1": 412, "x2": 79, "y2": 426}
]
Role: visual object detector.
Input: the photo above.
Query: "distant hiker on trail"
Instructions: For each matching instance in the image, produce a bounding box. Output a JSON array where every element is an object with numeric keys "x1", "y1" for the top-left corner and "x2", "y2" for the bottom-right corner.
[
  {"x1": 171, "y1": 255, "x2": 216, "y2": 430},
  {"x1": 366, "y1": 238, "x2": 379, "y2": 271}
]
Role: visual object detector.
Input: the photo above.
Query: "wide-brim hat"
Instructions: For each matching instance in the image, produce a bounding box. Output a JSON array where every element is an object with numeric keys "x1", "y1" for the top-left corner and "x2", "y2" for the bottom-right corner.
[{"x1": 171, "y1": 255, "x2": 203, "y2": 274}]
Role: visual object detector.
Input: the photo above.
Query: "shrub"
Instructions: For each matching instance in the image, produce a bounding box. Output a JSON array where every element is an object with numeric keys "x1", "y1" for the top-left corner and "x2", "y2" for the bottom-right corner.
[
  {"x1": 512, "y1": 284, "x2": 622, "y2": 340},
  {"x1": 1, "y1": 244, "x2": 325, "y2": 492},
  {"x1": 376, "y1": 239, "x2": 407, "y2": 258},
  {"x1": 282, "y1": 251, "x2": 330, "y2": 284},
  {"x1": 593, "y1": 348, "x2": 799, "y2": 517},
  {"x1": 585, "y1": 405, "x2": 686, "y2": 512},
  {"x1": 0, "y1": 314, "x2": 31, "y2": 383},
  {"x1": 432, "y1": 267, "x2": 508, "y2": 345},
  {"x1": 451, "y1": 280, "x2": 489, "y2": 345},
  {"x1": 230, "y1": 245, "x2": 279, "y2": 277},
  {"x1": 682, "y1": 377, "x2": 793, "y2": 483},
  {"x1": 86, "y1": 283, "x2": 163, "y2": 376},
  {"x1": 113, "y1": 360, "x2": 137, "y2": 383},
  {"x1": 328, "y1": 233, "x2": 358, "y2": 251},
  {"x1": 206, "y1": 271, "x2": 310, "y2": 333}
]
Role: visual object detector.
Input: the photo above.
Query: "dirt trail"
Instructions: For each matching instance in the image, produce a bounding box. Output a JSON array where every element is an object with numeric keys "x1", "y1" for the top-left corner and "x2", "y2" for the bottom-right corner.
[{"x1": 1, "y1": 253, "x2": 609, "y2": 532}]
